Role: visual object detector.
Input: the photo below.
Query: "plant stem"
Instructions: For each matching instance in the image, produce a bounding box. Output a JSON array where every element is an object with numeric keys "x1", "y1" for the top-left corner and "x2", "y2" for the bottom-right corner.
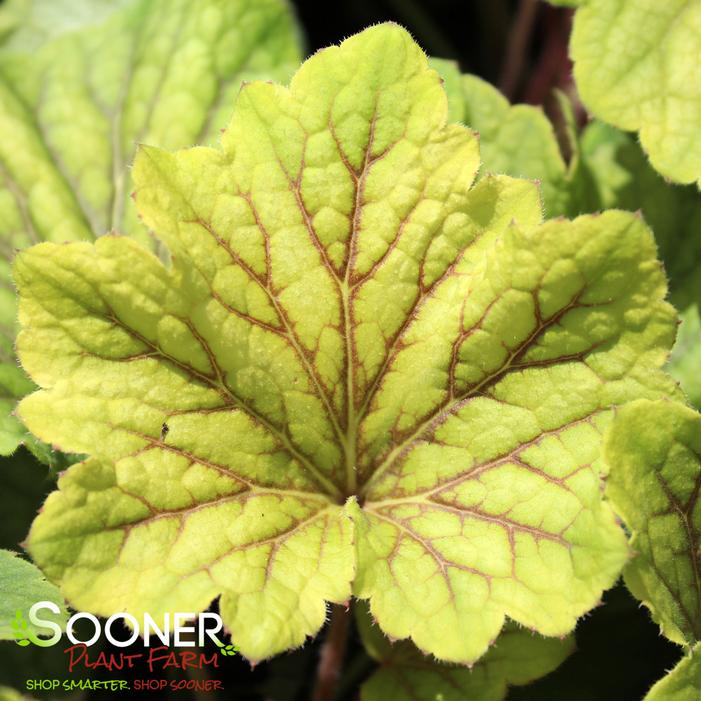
[
  {"x1": 499, "y1": 0, "x2": 539, "y2": 99},
  {"x1": 312, "y1": 605, "x2": 351, "y2": 701}
]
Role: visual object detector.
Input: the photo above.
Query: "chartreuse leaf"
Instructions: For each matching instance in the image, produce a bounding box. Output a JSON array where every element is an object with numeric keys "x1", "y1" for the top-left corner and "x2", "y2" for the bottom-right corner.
[
  {"x1": 606, "y1": 400, "x2": 701, "y2": 647},
  {"x1": 432, "y1": 63, "x2": 597, "y2": 219},
  {"x1": 580, "y1": 122, "x2": 701, "y2": 409},
  {"x1": 15, "y1": 24, "x2": 678, "y2": 663},
  {"x1": 0, "y1": 550, "x2": 66, "y2": 640},
  {"x1": 571, "y1": 0, "x2": 701, "y2": 187},
  {"x1": 644, "y1": 642, "x2": 701, "y2": 701},
  {"x1": 0, "y1": 0, "x2": 129, "y2": 53},
  {"x1": 435, "y1": 63, "x2": 701, "y2": 407},
  {"x1": 454, "y1": 72, "x2": 570, "y2": 217},
  {"x1": 0, "y1": 0, "x2": 302, "y2": 457},
  {"x1": 0, "y1": 366, "x2": 34, "y2": 455},
  {"x1": 356, "y1": 601, "x2": 574, "y2": 701}
]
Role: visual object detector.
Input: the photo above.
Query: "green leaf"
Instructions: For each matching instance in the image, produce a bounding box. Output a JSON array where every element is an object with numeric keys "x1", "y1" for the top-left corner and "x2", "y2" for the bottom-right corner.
[
  {"x1": 669, "y1": 306, "x2": 701, "y2": 411},
  {"x1": 0, "y1": 0, "x2": 130, "y2": 53},
  {"x1": 571, "y1": 0, "x2": 701, "y2": 187},
  {"x1": 458, "y1": 73, "x2": 571, "y2": 217},
  {"x1": 579, "y1": 121, "x2": 701, "y2": 408},
  {"x1": 0, "y1": 550, "x2": 66, "y2": 640},
  {"x1": 0, "y1": 0, "x2": 303, "y2": 451},
  {"x1": 0, "y1": 365, "x2": 34, "y2": 456},
  {"x1": 644, "y1": 643, "x2": 701, "y2": 701},
  {"x1": 580, "y1": 122, "x2": 701, "y2": 309},
  {"x1": 605, "y1": 400, "x2": 701, "y2": 647},
  {"x1": 15, "y1": 24, "x2": 678, "y2": 664},
  {"x1": 0, "y1": 687, "x2": 37, "y2": 701},
  {"x1": 357, "y1": 602, "x2": 574, "y2": 701},
  {"x1": 432, "y1": 66, "x2": 598, "y2": 219}
]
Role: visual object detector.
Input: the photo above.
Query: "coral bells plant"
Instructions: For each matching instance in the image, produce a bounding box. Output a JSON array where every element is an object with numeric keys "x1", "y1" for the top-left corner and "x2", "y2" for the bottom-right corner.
[{"x1": 2, "y1": 2, "x2": 701, "y2": 700}]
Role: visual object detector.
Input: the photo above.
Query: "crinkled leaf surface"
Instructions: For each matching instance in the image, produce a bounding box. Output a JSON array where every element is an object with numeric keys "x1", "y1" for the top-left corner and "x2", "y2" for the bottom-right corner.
[
  {"x1": 437, "y1": 64, "x2": 701, "y2": 407},
  {"x1": 580, "y1": 122, "x2": 701, "y2": 409},
  {"x1": 0, "y1": 0, "x2": 302, "y2": 455},
  {"x1": 356, "y1": 602, "x2": 574, "y2": 701},
  {"x1": 644, "y1": 643, "x2": 701, "y2": 701},
  {"x1": 15, "y1": 24, "x2": 679, "y2": 663},
  {"x1": 571, "y1": 0, "x2": 701, "y2": 187},
  {"x1": 605, "y1": 400, "x2": 701, "y2": 647},
  {"x1": 0, "y1": 550, "x2": 66, "y2": 640}
]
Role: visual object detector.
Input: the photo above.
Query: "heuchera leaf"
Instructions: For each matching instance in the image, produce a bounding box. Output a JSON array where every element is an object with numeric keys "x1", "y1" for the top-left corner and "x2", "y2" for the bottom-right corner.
[
  {"x1": 571, "y1": 0, "x2": 701, "y2": 187},
  {"x1": 0, "y1": 0, "x2": 302, "y2": 455},
  {"x1": 445, "y1": 70, "x2": 571, "y2": 217},
  {"x1": 15, "y1": 24, "x2": 679, "y2": 663},
  {"x1": 0, "y1": 365, "x2": 34, "y2": 455},
  {"x1": 436, "y1": 65, "x2": 701, "y2": 410},
  {"x1": 644, "y1": 642, "x2": 701, "y2": 701},
  {"x1": 580, "y1": 122, "x2": 701, "y2": 410},
  {"x1": 356, "y1": 601, "x2": 574, "y2": 701},
  {"x1": 432, "y1": 63, "x2": 598, "y2": 219},
  {"x1": 0, "y1": 549, "x2": 66, "y2": 640},
  {"x1": 605, "y1": 400, "x2": 701, "y2": 647}
]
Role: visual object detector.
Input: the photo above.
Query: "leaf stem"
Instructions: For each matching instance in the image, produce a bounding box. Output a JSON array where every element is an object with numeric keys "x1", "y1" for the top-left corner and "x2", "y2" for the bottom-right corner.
[
  {"x1": 499, "y1": 0, "x2": 540, "y2": 99},
  {"x1": 312, "y1": 605, "x2": 351, "y2": 701}
]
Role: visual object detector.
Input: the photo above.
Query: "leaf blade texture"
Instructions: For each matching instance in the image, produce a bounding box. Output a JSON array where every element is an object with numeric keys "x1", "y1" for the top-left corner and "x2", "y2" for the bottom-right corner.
[
  {"x1": 606, "y1": 400, "x2": 701, "y2": 647},
  {"x1": 571, "y1": 0, "x2": 701, "y2": 187},
  {"x1": 15, "y1": 23, "x2": 678, "y2": 663},
  {"x1": 0, "y1": 0, "x2": 303, "y2": 455}
]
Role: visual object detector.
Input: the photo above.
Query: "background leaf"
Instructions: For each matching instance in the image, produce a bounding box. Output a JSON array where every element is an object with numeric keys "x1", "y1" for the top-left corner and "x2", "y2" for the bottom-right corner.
[
  {"x1": 644, "y1": 642, "x2": 701, "y2": 701},
  {"x1": 570, "y1": 0, "x2": 701, "y2": 187},
  {"x1": 0, "y1": 0, "x2": 303, "y2": 457},
  {"x1": 0, "y1": 550, "x2": 66, "y2": 641},
  {"x1": 605, "y1": 399, "x2": 701, "y2": 648},
  {"x1": 356, "y1": 601, "x2": 574, "y2": 701},
  {"x1": 12, "y1": 24, "x2": 681, "y2": 668}
]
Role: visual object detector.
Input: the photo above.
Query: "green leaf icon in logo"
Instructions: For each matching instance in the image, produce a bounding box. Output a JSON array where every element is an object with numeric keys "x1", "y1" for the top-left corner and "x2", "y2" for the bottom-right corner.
[
  {"x1": 11, "y1": 610, "x2": 30, "y2": 647},
  {"x1": 212, "y1": 637, "x2": 239, "y2": 657}
]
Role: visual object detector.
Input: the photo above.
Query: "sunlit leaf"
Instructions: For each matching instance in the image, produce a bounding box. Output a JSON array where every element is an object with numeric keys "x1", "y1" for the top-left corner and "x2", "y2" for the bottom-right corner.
[
  {"x1": 0, "y1": 0, "x2": 303, "y2": 455},
  {"x1": 605, "y1": 400, "x2": 701, "y2": 647},
  {"x1": 15, "y1": 24, "x2": 678, "y2": 663},
  {"x1": 571, "y1": 0, "x2": 701, "y2": 187}
]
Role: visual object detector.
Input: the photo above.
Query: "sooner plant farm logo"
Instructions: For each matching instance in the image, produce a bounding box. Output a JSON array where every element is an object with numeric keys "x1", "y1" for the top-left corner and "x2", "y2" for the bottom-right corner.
[{"x1": 12, "y1": 601, "x2": 237, "y2": 675}]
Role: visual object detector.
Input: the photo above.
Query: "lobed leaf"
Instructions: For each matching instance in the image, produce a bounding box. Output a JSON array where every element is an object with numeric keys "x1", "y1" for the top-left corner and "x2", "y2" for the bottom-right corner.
[
  {"x1": 580, "y1": 122, "x2": 701, "y2": 409},
  {"x1": 15, "y1": 24, "x2": 679, "y2": 663},
  {"x1": 0, "y1": 0, "x2": 302, "y2": 455},
  {"x1": 435, "y1": 63, "x2": 701, "y2": 410},
  {"x1": 356, "y1": 602, "x2": 574, "y2": 701},
  {"x1": 571, "y1": 0, "x2": 701, "y2": 187},
  {"x1": 605, "y1": 400, "x2": 701, "y2": 647}
]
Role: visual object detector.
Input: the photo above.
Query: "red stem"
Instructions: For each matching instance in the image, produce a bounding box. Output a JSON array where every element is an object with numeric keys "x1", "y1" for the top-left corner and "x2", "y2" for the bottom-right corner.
[{"x1": 312, "y1": 605, "x2": 350, "y2": 701}]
